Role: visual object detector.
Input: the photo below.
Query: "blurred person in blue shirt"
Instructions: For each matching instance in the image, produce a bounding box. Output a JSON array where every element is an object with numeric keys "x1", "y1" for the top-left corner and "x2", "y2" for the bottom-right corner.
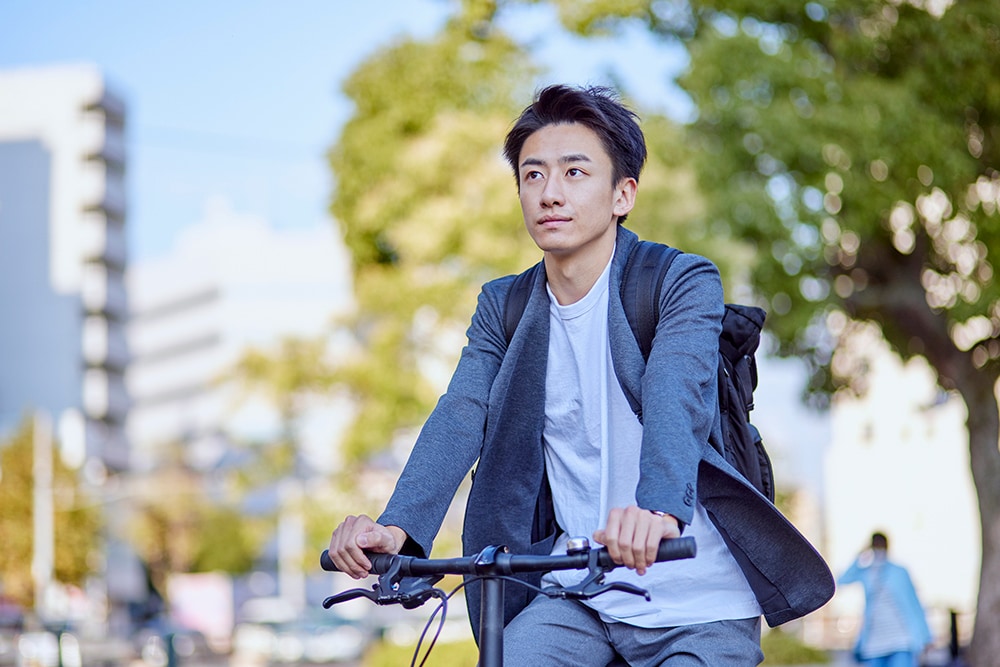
[{"x1": 839, "y1": 532, "x2": 932, "y2": 667}]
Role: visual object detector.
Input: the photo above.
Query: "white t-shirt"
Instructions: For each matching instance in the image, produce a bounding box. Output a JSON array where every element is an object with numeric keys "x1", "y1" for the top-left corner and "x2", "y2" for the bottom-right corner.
[{"x1": 540, "y1": 255, "x2": 762, "y2": 627}]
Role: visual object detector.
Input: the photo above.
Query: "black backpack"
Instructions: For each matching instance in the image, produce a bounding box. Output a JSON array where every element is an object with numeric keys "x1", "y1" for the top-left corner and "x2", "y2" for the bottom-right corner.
[{"x1": 502, "y1": 241, "x2": 775, "y2": 502}]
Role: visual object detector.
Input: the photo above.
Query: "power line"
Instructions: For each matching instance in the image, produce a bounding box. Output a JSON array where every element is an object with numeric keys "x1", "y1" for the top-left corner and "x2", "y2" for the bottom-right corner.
[{"x1": 133, "y1": 124, "x2": 329, "y2": 162}]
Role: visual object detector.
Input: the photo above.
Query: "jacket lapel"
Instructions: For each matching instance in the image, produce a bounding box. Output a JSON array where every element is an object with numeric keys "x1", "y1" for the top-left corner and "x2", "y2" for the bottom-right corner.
[
  {"x1": 609, "y1": 228, "x2": 645, "y2": 416},
  {"x1": 470, "y1": 262, "x2": 550, "y2": 549}
]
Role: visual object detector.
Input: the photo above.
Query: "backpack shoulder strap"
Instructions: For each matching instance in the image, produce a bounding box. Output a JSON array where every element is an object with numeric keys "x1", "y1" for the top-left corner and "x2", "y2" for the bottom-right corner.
[
  {"x1": 504, "y1": 242, "x2": 682, "y2": 354},
  {"x1": 503, "y1": 262, "x2": 541, "y2": 345},
  {"x1": 621, "y1": 241, "x2": 681, "y2": 360}
]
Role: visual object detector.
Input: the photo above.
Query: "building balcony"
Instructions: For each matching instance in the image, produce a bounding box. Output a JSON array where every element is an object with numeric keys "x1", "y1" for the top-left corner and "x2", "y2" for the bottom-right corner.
[
  {"x1": 79, "y1": 160, "x2": 126, "y2": 220},
  {"x1": 83, "y1": 367, "x2": 128, "y2": 422},
  {"x1": 82, "y1": 263, "x2": 128, "y2": 320},
  {"x1": 80, "y1": 111, "x2": 126, "y2": 169},
  {"x1": 81, "y1": 212, "x2": 127, "y2": 267},
  {"x1": 83, "y1": 315, "x2": 129, "y2": 370}
]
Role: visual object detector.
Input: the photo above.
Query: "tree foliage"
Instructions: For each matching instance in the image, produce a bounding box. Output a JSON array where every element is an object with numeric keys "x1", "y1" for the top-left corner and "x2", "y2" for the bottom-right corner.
[
  {"x1": 551, "y1": 0, "x2": 1000, "y2": 382},
  {"x1": 229, "y1": 336, "x2": 336, "y2": 480},
  {"x1": 330, "y1": 0, "x2": 1000, "y2": 659},
  {"x1": 543, "y1": 0, "x2": 1000, "y2": 661},
  {"x1": 682, "y1": 7, "x2": 1000, "y2": 662},
  {"x1": 329, "y1": 2, "x2": 540, "y2": 461},
  {"x1": 328, "y1": 0, "x2": 739, "y2": 464},
  {"x1": 124, "y1": 451, "x2": 268, "y2": 593},
  {"x1": 232, "y1": 337, "x2": 336, "y2": 425},
  {"x1": 0, "y1": 417, "x2": 102, "y2": 608}
]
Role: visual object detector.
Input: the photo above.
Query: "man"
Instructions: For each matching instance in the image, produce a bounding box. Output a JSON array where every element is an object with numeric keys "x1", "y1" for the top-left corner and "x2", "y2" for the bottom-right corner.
[
  {"x1": 328, "y1": 84, "x2": 834, "y2": 665},
  {"x1": 839, "y1": 532, "x2": 932, "y2": 667}
]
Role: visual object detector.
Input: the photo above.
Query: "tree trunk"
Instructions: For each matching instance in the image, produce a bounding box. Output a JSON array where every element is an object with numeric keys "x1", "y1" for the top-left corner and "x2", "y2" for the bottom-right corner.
[
  {"x1": 953, "y1": 367, "x2": 1000, "y2": 667},
  {"x1": 853, "y1": 234, "x2": 1000, "y2": 664}
]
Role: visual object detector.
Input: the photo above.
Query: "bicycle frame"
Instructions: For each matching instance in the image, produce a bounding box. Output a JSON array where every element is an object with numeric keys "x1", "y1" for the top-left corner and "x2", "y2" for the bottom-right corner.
[{"x1": 320, "y1": 536, "x2": 696, "y2": 667}]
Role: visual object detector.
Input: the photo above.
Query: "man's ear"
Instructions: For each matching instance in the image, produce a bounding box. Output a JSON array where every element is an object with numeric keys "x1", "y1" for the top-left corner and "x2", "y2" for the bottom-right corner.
[{"x1": 613, "y1": 178, "x2": 638, "y2": 218}]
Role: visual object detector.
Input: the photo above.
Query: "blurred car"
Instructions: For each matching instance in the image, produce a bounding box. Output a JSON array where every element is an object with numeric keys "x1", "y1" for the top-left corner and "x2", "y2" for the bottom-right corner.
[
  {"x1": 0, "y1": 596, "x2": 24, "y2": 664},
  {"x1": 0, "y1": 598, "x2": 23, "y2": 633},
  {"x1": 132, "y1": 618, "x2": 216, "y2": 667},
  {"x1": 15, "y1": 632, "x2": 59, "y2": 667},
  {"x1": 232, "y1": 615, "x2": 369, "y2": 664}
]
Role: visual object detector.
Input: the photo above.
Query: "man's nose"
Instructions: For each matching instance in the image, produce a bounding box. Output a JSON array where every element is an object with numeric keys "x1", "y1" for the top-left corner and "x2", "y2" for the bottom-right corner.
[{"x1": 540, "y1": 176, "x2": 564, "y2": 207}]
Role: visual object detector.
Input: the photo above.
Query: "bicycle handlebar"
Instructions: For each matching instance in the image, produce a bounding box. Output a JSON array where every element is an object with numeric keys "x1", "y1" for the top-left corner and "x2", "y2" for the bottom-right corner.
[
  {"x1": 320, "y1": 536, "x2": 696, "y2": 576},
  {"x1": 321, "y1": 536, "x2": 697, "y2": 667}
]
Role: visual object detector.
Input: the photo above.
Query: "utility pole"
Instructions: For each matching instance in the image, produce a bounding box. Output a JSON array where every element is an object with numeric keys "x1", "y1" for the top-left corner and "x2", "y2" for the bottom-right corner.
[
  {"x1": 32, "y1": 411, "x2": 54, "y2": 617},
  {"x1": 277, "y1": 479, "x2": 306, "y2": 612}
]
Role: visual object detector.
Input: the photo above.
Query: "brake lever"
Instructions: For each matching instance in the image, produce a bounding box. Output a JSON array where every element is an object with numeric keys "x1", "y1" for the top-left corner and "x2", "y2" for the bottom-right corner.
[
  {"x1": 587, "y1": 580, "x2": 651, "y2": 600},
  {"x1": 322, "y1": 587, "x2": 375, "y2": 608},
  {"x1": 322, "y1": 571, "x2": 445, "y2": 610},
  {"x1": 541, "y1": 543, "x2": 650, "y2": 602}
]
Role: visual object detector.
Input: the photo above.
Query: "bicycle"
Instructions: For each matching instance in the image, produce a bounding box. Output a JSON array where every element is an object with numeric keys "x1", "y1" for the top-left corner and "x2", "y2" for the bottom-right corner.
[{"x1": 320, "y1": 535, "x2": 696, "y2": 667}]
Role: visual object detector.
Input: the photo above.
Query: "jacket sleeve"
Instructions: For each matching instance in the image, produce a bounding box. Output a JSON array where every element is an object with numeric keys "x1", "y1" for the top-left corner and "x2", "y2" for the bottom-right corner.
[
  {"x1": 838, "y1": 557, "x2": 867, "y2": 586},
  {"x1": 897, "y1": 567, "x2": 933, "y2": 648},
  {"x1": 377, "y1": 278, "x2": 511, "y2": 558},
  {"x1": 635, "y1": 253, "x2": 724, "y2": 526}
]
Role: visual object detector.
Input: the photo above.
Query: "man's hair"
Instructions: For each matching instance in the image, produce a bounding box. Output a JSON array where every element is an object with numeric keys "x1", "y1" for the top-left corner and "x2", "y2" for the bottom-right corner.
[
  {"x1": 871, "y1": 532, "x2": 889, "y2": 551},
  {"x1": 503, "y1": 84, "x2": 647, "y2": 223}
]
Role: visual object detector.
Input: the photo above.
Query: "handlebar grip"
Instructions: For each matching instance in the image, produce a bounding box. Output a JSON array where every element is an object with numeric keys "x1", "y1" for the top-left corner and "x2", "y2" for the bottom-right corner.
[
  {"x1": 319, "y1": 549, "x2": 400, "y2": 574},
  {"x1": 656, "y1": 536, "x2": 696, "y2": 562}
]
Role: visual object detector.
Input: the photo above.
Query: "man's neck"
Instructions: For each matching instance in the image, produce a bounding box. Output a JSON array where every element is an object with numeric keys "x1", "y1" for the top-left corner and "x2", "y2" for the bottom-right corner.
[{"x1": 543, "y1": 233, "x2": 616, "y2": 306}]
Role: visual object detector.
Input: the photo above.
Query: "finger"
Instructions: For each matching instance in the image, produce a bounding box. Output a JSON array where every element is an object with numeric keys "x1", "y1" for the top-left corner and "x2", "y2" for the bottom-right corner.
[
  {"x1": 629, "y1": 528, "x2": 649, "y2": 574},
  {"x1": 617, "y1": 508, "x2": 639, "y2": 570},
  {"x1": 357, "y1": 525, "x2": 395, "y2": 553},
  {"x1": 635, "y1": 510, "x2": 669, "y2": 571},
  {"x1": 329, "y1": 525, "x2": 366, "y2": 578},
  {"x1": 641, "y1": 517, "x2": 662, "y2": 573},
  {"x1": 329, "y1": 515, "x2": 374, "y2": 578},
  {"x1": 602, "y1": 508, "x2": 624, "y2": 565},
  {"x1": 329, "y1": 531, "x2": 360, "y2": 578}
]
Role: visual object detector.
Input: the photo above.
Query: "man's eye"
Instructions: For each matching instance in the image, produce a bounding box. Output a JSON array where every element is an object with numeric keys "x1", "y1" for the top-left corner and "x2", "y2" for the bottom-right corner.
[
  {"x1": 525, "y1": 171, "x2": 542, "y2": 180},
  {"x1": 567, "y1": 168, "x2": 583, "y2": 177}
]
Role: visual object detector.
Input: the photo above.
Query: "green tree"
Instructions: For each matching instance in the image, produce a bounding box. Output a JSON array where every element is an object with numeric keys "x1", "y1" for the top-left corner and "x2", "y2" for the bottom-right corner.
[
  {"x1": 546, "y1": 1, "x2": 1000, "y2": 661},
  {"x1": 0, "y1": 417, "x2": 101, "y2": 608},
  {"x1": 329, "y1": 0, "x2": 721, "y2": 466},
  {"x1": 229, "y1": 336, "x2": 336, "y2": 480},
  {"x1": 227, "y1": 336, "x2": 343, "y2": 583},
  {"x1": 329, "y1": 0, "x2": 539, "y2": 462},
  {"x1": 125, "y1": 452, "x2": 267, "y2": 593},
  {"x1": 122, "y1": 337, "x2": 333, "y2": 594}
]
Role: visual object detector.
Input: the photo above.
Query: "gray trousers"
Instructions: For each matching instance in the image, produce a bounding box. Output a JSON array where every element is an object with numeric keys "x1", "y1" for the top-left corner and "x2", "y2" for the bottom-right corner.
[{"x1": 501, "y1": 594, "x2": 763, "y2": 666}]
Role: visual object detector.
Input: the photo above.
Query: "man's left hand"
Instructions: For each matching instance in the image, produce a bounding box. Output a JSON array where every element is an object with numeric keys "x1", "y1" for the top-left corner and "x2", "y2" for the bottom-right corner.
[{"x1": 593, "y1": 506, "x2": 681, "y2": 575}]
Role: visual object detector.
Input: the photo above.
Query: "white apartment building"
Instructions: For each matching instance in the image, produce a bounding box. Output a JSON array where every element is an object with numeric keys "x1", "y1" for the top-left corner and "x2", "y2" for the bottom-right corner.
[
  {"x1": 126, "y1": 198, "x2": 354, "y2": 473},
  {"x1": 0, "y1": 64, "x2": 129, "y2": 470}
]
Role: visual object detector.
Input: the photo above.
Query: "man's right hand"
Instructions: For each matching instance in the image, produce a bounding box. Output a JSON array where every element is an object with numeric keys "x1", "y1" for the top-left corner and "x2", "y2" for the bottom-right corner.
[{"x1": 327, "y1": 514, "x2": 408, "y2": 579}]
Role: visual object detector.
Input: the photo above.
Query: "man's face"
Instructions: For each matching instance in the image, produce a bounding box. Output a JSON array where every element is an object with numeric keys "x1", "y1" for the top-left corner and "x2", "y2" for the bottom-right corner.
[{"x1": 517, "y1": 122, "x2": 635, "y2": 260}]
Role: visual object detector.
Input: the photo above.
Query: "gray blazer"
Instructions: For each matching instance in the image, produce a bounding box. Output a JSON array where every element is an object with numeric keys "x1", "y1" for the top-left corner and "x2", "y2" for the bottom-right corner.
[{"x1": 379, "y1": 225, "x2": 834, "y2": 631}]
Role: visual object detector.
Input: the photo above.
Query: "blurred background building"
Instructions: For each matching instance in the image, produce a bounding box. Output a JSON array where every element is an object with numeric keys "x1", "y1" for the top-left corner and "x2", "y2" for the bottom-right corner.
[
  {"x1": 0, "y1": 64, "x2": 129, "y2": 472},
  {"x1": 126, "y1": 197, "x2": 353, "y2": 474},
  {"x1": 0, "y1": 64, "x2": 358, "y2": 654}
]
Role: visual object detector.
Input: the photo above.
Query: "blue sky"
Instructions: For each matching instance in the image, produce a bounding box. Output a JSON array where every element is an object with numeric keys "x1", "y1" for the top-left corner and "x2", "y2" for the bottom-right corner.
[{"x1": 0, "y1": 1, "x2": 689, "y2": 261}]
